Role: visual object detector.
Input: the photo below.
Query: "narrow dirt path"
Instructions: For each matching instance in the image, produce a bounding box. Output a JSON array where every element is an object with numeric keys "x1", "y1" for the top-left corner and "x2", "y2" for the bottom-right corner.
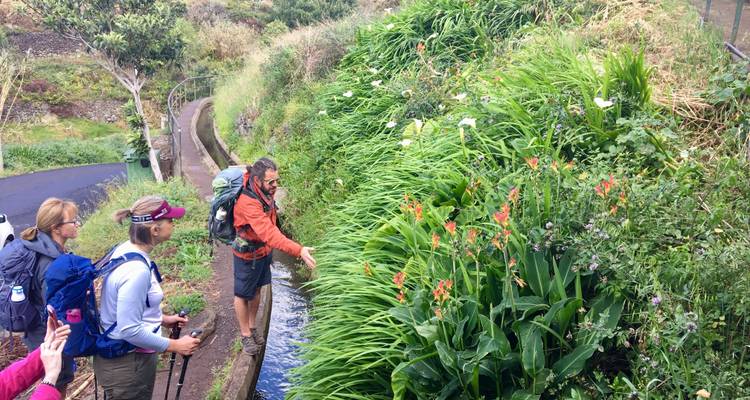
[{"x1": 151, "y1": 99, "x2": 238, "y2": 400}]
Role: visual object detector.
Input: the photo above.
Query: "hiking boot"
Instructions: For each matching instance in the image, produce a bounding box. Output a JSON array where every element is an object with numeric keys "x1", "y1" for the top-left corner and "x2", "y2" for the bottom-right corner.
[
  {"x1": 251, "y1": 328, "x2": 266, "y2": 346},
  {"x1": 241, "y1": 335, "x2": 258, "y2": 355}
]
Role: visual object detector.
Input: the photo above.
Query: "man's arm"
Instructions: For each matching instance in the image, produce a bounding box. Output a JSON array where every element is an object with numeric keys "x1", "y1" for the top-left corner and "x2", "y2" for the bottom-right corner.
[{"x1": 237, "y1": 198, "x2": 302, "y2": 257}]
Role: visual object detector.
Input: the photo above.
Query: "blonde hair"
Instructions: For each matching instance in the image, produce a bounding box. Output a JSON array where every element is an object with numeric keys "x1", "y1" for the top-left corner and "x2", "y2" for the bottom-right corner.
[
  {"x1": 113, "y1": 195, "x2": 170, "y2": 246},
  {"x1": 21, "y1": 198, "x2": 78, "y2": 241}
]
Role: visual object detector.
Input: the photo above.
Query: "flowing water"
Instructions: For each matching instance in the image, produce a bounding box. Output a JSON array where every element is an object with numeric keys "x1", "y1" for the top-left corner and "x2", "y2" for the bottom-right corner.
[{"x1": 253, "y1": 252, "x2": 310, "y2": 399}]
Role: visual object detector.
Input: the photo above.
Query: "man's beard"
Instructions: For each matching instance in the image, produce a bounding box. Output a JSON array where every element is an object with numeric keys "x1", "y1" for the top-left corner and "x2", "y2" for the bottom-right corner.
[{"x1": 262, "y1": 184, "x2": 276, "y2": 197}]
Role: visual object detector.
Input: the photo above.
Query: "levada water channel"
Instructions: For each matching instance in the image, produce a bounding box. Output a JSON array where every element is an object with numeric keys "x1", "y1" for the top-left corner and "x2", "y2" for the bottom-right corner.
[{"x1": 196, "y1": 105, "x2": 310, "y2": 399}]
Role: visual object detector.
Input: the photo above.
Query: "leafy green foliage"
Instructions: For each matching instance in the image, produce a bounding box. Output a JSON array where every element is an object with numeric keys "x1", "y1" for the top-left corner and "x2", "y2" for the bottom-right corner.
[
  {"x1": 167, "y1": 293, "x2": 207, "y2": 315},
  {"x1": 23, "y1": 0, "x2": 186, "y2": 76}
]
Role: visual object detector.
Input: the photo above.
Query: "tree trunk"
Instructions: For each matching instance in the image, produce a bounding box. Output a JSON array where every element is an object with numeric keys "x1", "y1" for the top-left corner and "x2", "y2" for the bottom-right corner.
[{"x1": 131, "y1": 89, "x2": 164, "y2": 183}]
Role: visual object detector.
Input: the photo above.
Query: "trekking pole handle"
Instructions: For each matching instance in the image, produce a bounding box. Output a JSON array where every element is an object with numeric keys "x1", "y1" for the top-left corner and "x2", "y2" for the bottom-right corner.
[
  {"x1": 189, "y1": 329, "x2": 203, "y2": 338},
  {"x1": 170, "y1": 310, "x2": 189, "y2": 339}
]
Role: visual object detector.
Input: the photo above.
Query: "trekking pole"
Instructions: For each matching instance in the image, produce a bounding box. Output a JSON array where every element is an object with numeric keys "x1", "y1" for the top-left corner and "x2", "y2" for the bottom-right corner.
[
  {"x1": 164, "y1": 310, "x2": 188, "y2": 400},
  {"x1": 173, "y1": 329, "x2": 203, "y2": 400}
]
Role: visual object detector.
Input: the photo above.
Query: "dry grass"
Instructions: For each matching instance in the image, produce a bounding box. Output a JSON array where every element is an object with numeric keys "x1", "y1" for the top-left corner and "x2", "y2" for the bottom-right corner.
[{"x1": 579, "y1": 0, "x2": 725, "y2": 129}]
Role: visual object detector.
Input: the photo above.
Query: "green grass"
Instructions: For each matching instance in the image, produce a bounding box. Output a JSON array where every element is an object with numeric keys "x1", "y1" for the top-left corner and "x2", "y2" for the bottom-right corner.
[
  {"x1": 205, "y1": 338, "x2": 243, "y2": 400},
  {"x1": 74, "y1": 179, "x2": 212, "y2": 316},
  {"x1": 4, "y1": 118, "x2": 125, "y2": 144},
  {"x1": 23, "y1": 56, "x2": 128, "y2": 103}
]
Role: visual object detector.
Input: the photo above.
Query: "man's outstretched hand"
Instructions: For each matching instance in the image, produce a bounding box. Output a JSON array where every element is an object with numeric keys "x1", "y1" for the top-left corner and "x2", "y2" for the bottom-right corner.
[{"x1": 301, "y1": 247, "x2": 316, "y2": 269}]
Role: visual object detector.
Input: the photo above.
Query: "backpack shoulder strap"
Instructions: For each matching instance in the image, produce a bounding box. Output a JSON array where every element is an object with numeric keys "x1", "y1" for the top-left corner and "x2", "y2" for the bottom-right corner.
[
  {"x1": 241, "y1": 186, "x2": 273, "y2": 213},
  {"x1": 96, "y1": 252, "x2": 149, "y2": 278}
]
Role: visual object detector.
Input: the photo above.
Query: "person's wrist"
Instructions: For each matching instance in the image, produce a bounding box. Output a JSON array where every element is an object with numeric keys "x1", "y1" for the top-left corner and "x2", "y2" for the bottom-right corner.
[{"x1": 42, "y1": 373, "x2": 59, "y2": 385}]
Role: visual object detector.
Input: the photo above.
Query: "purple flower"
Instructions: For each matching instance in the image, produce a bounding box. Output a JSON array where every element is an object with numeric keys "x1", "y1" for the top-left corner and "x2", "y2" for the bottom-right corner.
[
  {"x1": 588, "y1": 262, "x2": 599, "y2": 271},
  {"x1": 686, "y1": 321, "x2": 698, "y2": 333},
  {"x1": 651, "y1": 296, "x2": 661, "y2": 306}
]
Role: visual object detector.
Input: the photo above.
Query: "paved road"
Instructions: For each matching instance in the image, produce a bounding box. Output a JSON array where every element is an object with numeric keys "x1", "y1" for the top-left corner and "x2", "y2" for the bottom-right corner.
[{"x1": 0, "y1": 163, "x2": 126, "y2": 232}]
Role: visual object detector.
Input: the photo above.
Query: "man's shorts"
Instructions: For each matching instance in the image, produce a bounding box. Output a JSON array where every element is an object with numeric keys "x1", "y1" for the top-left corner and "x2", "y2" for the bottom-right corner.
[{"x1": 233, "y1": 253, "x2": 272, "y2": 300}]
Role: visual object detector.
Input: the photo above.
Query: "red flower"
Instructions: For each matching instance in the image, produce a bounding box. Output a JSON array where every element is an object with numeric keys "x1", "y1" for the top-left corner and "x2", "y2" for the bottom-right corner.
[
  {"x1": 416, "y1": 42, "x2": 425, "y2": 53},
  {"x1": 525, "y1": 157, "x2": 539, "y2": 171},
  {"x1": 393, "y1": 271, "x2": 406, "y2": 289},
  {"x1": 431, "y1": 233, "x2": 440, "y2": 250},
  {"x1": 444, "y1": 221, "x2": 456, "y2": 236},
  {"x1": 434, "y1": 307, "x2": 443, "y2": 319},
  {"x1": 508, "y1": 257, "x2": 517, "y2": 268},
  {"x1": 433, "y1": 280, "x2": 452, "y2": 303},
  {"x1": 595, "y1": 174, "x2": 616, "y2": 198},
  {"x1": 445, "y1": 279, "x2": 453, "y2": 290}
]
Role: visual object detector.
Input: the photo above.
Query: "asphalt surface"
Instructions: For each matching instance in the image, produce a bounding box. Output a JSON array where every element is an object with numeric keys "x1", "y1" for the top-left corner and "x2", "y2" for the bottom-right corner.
[{"x1": 0, "y1": 163, "x2": 126, "y2": 232}]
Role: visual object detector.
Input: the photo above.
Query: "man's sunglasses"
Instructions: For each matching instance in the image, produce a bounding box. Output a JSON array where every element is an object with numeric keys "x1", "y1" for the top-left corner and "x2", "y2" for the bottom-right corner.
[{"x1": 263, "y1": 178, "x2": 281, "y2": 186}]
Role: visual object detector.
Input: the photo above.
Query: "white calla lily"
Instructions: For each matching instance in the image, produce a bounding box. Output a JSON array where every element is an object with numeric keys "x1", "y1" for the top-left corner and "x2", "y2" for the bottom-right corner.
[
  {"x1": 458, "y1": 118, "x2": 476, "y2": 128},
  {"x1": 594, "y1": 97, "x2": 614, "y2": 108}
]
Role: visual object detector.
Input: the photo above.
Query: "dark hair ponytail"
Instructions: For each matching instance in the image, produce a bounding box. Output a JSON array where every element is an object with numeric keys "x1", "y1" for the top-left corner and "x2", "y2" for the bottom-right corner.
[{"x1": 247, "y1": 157, "x2": 277, "y2": 181}]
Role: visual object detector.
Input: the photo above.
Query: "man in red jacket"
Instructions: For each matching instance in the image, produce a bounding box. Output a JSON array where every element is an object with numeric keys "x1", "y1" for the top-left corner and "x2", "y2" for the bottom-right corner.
[{"x1": 232, "y1": 157, "x2": 316, "y2": 355}]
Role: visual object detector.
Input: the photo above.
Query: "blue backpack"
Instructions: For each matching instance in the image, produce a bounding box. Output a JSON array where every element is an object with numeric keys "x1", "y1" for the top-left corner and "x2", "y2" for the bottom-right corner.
[{"x1": 45, "y1": 248, "x2": 150, "y2": 358}]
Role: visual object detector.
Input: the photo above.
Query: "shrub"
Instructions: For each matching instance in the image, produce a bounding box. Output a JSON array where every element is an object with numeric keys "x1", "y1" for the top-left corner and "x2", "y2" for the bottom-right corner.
[
  {"x1": 270, "y1": 0, "x2": 357, "y2": 28},
  {"x1": 196, "y1": 20, "x2": 257, "y2": 60},
  {"x1": 167, "y1": 293, "x2": 207, "y2": 315},
  {"x1": 260, "y1": 19, "x2": 289, "y2": 45},
  {"x1": 186, "y1": 0, "x2": 230, "y2": 25}
]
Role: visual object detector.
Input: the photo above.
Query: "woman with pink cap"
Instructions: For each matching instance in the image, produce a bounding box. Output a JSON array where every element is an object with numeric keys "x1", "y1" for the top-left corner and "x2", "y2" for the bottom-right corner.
[{"x1": 92, "y1": 195, "x2": 201, "y2": 400}]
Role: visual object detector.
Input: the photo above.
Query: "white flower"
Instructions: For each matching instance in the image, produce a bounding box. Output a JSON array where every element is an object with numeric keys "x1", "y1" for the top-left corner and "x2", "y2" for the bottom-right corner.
[
  {"x1": 594, "y1": 97, "x2": 614, "y2": 108},
  {"x1": 384, "y1": 7, "x2": 393, "y2": 14},
  {"x1": 438, "y1": 104, "x2": 445, "y2": 110},
  {"x1": 414, "y1": 119, "x2": 423, "y2": 132},
  {"x1": 458, "y1": 117, "x2": 476, "y2": 128},
  {"x1": 371, "y1": 80, "x2": 382, "y2": 87},
  {"x1": 335, "y1": 178, "x2": 344, "y2": 186},
  {"x1": 385, "y1": 23, "x2": 395, "y2": 30},
  {"x1": 453, "y1": 93, "x2": 468, "y2": 102},
  {"x1": 369, "y1": 67, "x2": 379, "y2": 74},
  {"x1": 427, "y1": 32, "x2": 438, "y2": 40},
  {"x1": 318, "y1": 110, "x2": 327, "y2": 115},
  {"x1": 399, "y1": 139, "x2": 412, "y2": 147},
  {"x1": 386, "y1": 121, "x2": 397, "y2": 128},
  {"x1": 679, "y1": 149, "x2": 689, "y2": 159},
  {"x1": 343, "y1": 90, "x2": 353, "y2": 98},
  {"x1": 401, "y1": 89, "x2": 413, "y2": 98}
]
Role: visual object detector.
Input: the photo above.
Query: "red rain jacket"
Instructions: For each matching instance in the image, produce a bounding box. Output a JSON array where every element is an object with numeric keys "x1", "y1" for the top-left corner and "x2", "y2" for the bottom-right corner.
[{"x1": 232, "y1": 172, "x2": 302, "y2": 260}]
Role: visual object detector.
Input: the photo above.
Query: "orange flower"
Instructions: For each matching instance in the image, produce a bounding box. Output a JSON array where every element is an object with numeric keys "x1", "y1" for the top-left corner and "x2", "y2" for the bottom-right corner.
[
  {"x1": 396, "y1": 290, "x2": 406, "y2": 303},
  {"x1": 466, "y1": 249, "x2": 475, "y2": 258},
  {"x1": 393, "y1": 271, "x2": 406, "y2": 289},
  {"x1": 434, "y1": 307, "x2": 443, "y2": 319},
  {"x1": 493, "y1": 204, "x2": 510, "y2": 227},
  {"x1": 610, "y1": 205, "x2": 618, "y2": 215},
  {"x1": 433, "y1": 280, "x2": 452, "y2": 303},
  {"x1": 491, "y1": 234, "x2": 503, "y2": 250},
  {"x1": 445, "y1": 279, "x2": 453, "y2": 290},
  {"x1": 508, "y1": 187, "x2": 520, "y2": 205},
  {"x1": 444, "y1": 221, "x2": 456, "y2": 236},
  {"x1": 502, "y1": 229, "x2": 512, "y2": 243},
  {"x1": 414, "y1": 202, "x2": 423, "y2": 222},
  {"x1": 525, "y1": 157, "x2": 539, "y2": 171},
  {"x1": 594, "y1": 175, "x2": 616, "y2": 198},
  {"x1": 564, "y1": 160, "x2": 574, "y2": 170},
  {"x1": 416, "y1": 42, "x2": 425, "y2": 53},
  {"x1": 467, "y1": 228, "x2": 478, "y2": 244},
  {"x1": 514, "y1": 276, "x2": 527, "y2": 288},
  {"x1": 431, "y1": 233, "x2": 440, "y2": 250},
  {"x1": 508, "y1": 257, "x2": 517, "y2": 268},
  {"x1": 551, "y1": 160, "x2": 559, "y2": 173},
  {"x1": 364, "y1": 262, "x2": 372, "y2": 276},
  {"x1": 619, "y1": 191, "x2": 627, "y2": 205}
]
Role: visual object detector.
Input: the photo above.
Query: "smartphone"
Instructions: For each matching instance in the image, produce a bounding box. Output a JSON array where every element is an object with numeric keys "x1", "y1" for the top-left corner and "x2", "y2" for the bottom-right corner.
[{"x1": 47, "y1": 304, "x2": 59, "y2": 326}]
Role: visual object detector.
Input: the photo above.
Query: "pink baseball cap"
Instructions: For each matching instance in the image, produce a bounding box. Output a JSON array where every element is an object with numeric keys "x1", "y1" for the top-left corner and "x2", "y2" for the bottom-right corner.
[{"x1": 131, "y1": 200, "x2": 186, "y2": 224}]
